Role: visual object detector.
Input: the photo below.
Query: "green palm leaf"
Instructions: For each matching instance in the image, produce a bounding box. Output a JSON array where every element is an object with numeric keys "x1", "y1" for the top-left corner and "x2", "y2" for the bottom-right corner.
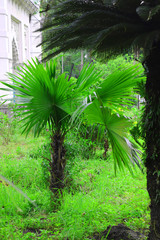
[
  {"x1": 1, "y1": 60, "x2": 73, "y2": 136},
  {"x1": 96, "y1": 64, "x2": 144, "y2": 110},
  {"x1": 1, "y1": 59, "x2": 102, "y2": 136},
  {"x1": 0, "y1": 174, "x2": 37, "y2": 207},
  {"x1": 83, "y1": 97, "x2": 141, "y2": 173}
]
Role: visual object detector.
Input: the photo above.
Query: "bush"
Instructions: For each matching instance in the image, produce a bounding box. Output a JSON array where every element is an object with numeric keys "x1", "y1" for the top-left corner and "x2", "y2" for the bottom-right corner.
[
  {"x1": 65, "y1": 131, "x2": 97, "y2": 160},
  {"x1": 28, "y1": 137, "x2": 51, "y2": 187},
  {"x1": 0, "y1": 112, "x2": 17, "y2": 144}
]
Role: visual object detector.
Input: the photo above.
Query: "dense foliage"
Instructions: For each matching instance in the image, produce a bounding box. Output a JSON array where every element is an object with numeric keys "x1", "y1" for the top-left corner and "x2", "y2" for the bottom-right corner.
[
  {"x1": 39, "y1": 1, "x2": 160, "y2": 238},
  {"x1": 39, "y1": 0, "x2": 160, "y2": 60}
]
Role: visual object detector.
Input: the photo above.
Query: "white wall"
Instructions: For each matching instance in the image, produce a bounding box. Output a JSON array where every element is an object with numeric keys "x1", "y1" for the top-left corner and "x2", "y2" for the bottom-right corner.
[
  {"x1": 30, "y1": 13, "x2": 41, "y2": 60},
  {"x1": 0, "y1": 0, "x2": 41, "y2": 101}
]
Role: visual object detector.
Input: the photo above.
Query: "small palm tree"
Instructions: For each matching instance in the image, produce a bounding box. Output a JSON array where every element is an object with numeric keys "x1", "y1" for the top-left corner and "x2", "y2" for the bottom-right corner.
[{"x1": 1, "y1": 59, "x2": 144, "y2": 194}]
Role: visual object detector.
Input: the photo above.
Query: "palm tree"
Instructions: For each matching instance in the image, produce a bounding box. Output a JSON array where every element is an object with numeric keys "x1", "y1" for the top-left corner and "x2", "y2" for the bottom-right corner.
[
  {"x1": 1, "y1": 59, "x2": 143, "y2": 196},
  {"x1": 39, "y1": 1, "x2": 160, "y2": 238}
]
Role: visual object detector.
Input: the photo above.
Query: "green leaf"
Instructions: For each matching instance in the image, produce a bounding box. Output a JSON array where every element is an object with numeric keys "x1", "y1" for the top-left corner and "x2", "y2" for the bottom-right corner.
[{"x1": 0, "y1": 174, "x2": 37, "y2": 207}]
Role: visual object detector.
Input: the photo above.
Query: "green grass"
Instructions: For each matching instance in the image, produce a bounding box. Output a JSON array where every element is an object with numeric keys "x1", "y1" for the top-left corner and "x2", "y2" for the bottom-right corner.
[{"x1": 0, "y1": 134, "x2": 150, "y2": 240}]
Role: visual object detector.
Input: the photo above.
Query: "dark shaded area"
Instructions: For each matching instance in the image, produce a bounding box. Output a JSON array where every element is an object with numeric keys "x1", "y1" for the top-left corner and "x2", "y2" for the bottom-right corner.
[
  {"x1": 93, "y1": 224, "x2": 146, "y2": 240},
  {"x1": 23, "y1": 228, "x2": 41, "y2": 235}
]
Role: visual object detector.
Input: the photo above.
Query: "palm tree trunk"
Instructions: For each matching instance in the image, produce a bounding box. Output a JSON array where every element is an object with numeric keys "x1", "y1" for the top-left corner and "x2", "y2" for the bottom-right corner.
[
  {"x1": 144, "y1": 43, "x2": 160, "y2": 240},
  {"x1": 50, "y1": 132, "x2": 66, "y2": 195},
  {"x1": 103, "y1": 138, "x2": 109, "y2": 158}
]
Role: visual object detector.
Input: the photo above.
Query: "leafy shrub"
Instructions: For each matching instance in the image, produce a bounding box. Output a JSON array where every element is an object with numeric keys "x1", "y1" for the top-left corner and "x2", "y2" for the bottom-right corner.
[
  {"x1": 94, "y1": 54, "x2": 135, "y2": 78},
  {"x1": 65, "y1": 131, "x2": 96, "y2": 160},
  {"x1": 28, "y1": 138, "x2": 51, "y2": 186},
  {"x1": 0, "y1": 112, "x2": 17, "y2": 144}
]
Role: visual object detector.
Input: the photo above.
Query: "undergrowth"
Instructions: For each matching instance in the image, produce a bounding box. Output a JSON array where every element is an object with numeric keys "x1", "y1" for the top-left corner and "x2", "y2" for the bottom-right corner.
[
  {"x1": 0, "y1": 109, "x2": 149, "y2": 240},
  {"x1": 0, "y1": 136, "x2": 149, "y2": 240}
]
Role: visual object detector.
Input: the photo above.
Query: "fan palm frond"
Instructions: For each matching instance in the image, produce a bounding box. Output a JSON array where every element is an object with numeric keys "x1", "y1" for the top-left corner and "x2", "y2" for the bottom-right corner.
[
  {"x1": 1, "y1": 59, "x2": 102, "y2": 136},
  {"x1": 83, "y1": 97, "x2": 141, "y2": 173},
  {"x1": 96, "y1": 64, "x2": 144, "y2": 110}
]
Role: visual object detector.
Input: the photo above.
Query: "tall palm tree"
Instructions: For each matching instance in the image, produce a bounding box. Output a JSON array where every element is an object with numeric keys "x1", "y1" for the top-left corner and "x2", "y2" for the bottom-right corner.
[
  {"x1": 1, "y1": 59, "x2": 143, "y2": 196},
  {"x1": 40, "y1": 1, "x2": 160, "y2": 239}
]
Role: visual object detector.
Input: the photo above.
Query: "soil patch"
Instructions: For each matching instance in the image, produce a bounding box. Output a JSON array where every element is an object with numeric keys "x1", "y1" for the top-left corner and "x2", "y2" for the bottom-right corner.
[{"x1": 93, "y1": 224, "x2": 146, "y2": 240}]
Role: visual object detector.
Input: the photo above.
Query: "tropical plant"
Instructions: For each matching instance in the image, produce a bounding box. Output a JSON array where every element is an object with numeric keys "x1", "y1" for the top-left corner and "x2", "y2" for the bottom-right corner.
[
  {"x1": 0, "y1": 59, "x2": 144, "y2": 196},
  {"x1": 39, "y1": 1, "x2": 160, "y2": 238}
]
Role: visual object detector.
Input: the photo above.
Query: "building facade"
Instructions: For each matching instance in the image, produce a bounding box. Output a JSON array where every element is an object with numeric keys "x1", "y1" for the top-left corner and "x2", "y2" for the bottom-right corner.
[{"x1": 0, "y1": 0, "x2": 41, "y2": 99}]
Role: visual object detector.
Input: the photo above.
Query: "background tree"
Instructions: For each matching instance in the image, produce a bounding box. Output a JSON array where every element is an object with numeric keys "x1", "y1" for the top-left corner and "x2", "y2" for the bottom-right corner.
[
  {"x1": 1, "y1": 59, "x2": 143, "y2": 197},
  {"x1": 39, "y1": 1, "x2": 160, "y2": 239}
]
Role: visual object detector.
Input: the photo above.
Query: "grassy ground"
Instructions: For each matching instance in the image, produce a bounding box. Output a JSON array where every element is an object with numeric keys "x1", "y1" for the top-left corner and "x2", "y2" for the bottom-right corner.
[{"x1": 0, "y1": 132, "x2": 150, "y2": 240}]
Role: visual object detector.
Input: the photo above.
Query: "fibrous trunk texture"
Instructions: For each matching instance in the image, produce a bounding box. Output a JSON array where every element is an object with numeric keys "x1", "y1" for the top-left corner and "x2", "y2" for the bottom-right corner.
[
  {"x1": 50, "y1": 132, "x2": 66, "y2": 195},
  {"x1": 103, "y1": 138, "x2": 109, "y2": 158},
  {"x1": 144, "y1": 43, "x2": 160, "y2": 240}
]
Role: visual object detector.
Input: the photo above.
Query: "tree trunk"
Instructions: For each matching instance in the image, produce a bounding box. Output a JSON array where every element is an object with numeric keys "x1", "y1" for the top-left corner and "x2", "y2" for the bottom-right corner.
[
  {"x1": 144, "y1": 43, "x2": 160, "y2": 240},
  {"x1": 50, "y1": 132, "x2": 66, "y2": 195},
  {"x1": 103, "y1": 138, "x2": 109, "y2": 158}
]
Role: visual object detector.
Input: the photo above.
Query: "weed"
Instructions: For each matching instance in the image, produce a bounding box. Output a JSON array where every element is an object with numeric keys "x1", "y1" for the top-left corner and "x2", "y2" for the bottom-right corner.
[
  {"x1": 0, "y1": 112, "x2": 17, "y2": 144},
  {"x1": 0, "y1": 126, "x2": 149, "y2": 239}
]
